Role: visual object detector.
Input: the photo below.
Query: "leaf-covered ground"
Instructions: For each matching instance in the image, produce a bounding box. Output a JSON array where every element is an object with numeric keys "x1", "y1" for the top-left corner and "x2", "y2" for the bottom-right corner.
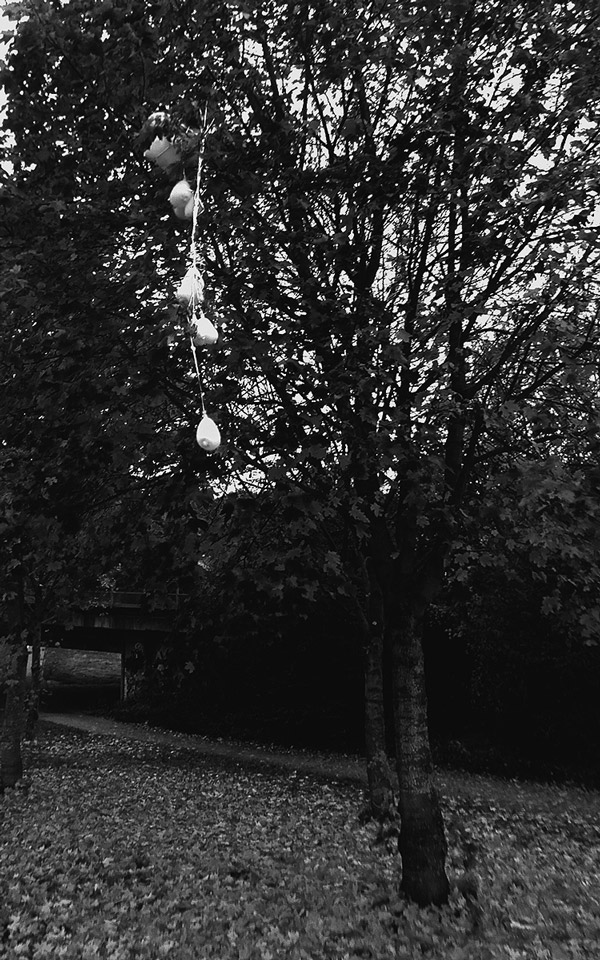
[{"x1": 1, "y1": 725, "x2": 599, "y2": 959}]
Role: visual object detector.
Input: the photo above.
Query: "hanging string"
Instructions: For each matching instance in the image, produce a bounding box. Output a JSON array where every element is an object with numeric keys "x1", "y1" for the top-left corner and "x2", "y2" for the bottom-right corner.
[
  {"x1": 187, "y1": 104, "x2": 210, "y2": 411},
  {"x1": 189, "y1": 102, "x2": 210, "y2": 277},
  {"x1": 142, "y1": 100, "x2": 220, "y2": 451},
  {"x1": 189, "y1": 336, "x2": 206, "y2": 416},
  {"x1": 181, "y1": 102, "x2": 221, "y2": 453}
]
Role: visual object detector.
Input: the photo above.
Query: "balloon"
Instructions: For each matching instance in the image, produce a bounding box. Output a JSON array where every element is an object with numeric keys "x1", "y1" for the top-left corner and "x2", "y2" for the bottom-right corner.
[
  {"x1": 176, "y1": 267, "x2": 204, "y2": 306},
  {"x1": 143, "y1": 136, "x2": 180, "y2": 169},
  {"x1": 191, "y1": 311, "x2": 218, "y2": 346},
  {"x1": 183, "y1": 195, "x2": 195, "y2": 220},
  {"x1": 196, "y1": 414, "x2": 221, "y2": 452},
  {"x1": 169, "y1": 180, "x2": 193, "y2": 208}
]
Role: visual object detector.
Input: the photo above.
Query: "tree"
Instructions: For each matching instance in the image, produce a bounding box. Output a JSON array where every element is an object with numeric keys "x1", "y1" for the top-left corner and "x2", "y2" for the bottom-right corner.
[
  {"x1": 0, "y1": 30, "x2": 215, "y2": 781},
  {"x1": 435, "y1": 449, "x2": 600, "y2": 772},
  {"x1": 0, "y1": 161, "x2": 216, "y2": 781},
  {"x1": 177, "y1": 0, "x2": 600, "y2": 903},
  {"x1": 3, "y1": 0, "x2": 600, "y2": 904}
]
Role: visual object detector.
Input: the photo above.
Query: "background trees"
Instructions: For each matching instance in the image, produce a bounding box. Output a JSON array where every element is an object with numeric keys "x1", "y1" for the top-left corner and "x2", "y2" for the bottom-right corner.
[{"x1": 2, "y1": 0, "x2": 600, "y2": 904}]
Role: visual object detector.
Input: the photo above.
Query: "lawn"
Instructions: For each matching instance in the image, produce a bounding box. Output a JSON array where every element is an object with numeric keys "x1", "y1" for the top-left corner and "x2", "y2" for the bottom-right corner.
[{"x1": 1, "y1": 724, "x2": 599, "y2": 959}]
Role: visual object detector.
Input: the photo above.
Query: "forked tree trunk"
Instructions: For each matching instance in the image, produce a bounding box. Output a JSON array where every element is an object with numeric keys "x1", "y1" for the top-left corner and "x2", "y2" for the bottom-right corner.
[
  {"x1": 364, "y1": 624, "x2": 395, "y2": 819},
  {"x1": 1, "y1": 643, "x2": 28, "y2": 790},
  {"x1": 391, "y1": 613, "x2": 449, "y2": 906}
]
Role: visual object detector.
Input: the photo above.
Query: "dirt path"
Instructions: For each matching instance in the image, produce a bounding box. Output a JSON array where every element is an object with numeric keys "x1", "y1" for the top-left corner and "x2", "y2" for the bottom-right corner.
[
  {"x1": 39, "y1": 711, "x2": 600, "y2": 818},
  {"x1": 39, "y1": 712, "x2": 368, "y2": 785}
]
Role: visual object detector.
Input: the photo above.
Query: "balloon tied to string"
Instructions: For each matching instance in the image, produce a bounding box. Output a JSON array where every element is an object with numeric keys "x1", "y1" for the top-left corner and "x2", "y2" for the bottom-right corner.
[
  {"x1": 190, "y1": 335, "x2": 221, "y2": 452},
  {"x1": 142, "y1": 104, "x2": 221, "y2": 453}
]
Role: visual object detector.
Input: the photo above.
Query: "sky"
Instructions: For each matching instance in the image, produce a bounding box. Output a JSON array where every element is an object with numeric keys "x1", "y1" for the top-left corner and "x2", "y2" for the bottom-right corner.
[
  {"x1": 0, "y1": 2, "x2": 19, "y2": 154},
  {"x1": 0, "y1": 2, "x2": 17, "y2": 52},
  {"x1": 0, "y1": 5, "x2": 13, "y2": 108}
]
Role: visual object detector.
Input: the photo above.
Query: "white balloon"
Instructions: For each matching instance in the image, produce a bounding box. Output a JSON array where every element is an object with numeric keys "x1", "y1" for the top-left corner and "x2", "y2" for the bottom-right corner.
[
  {"x1": 176, "y1": 267, "x2": 204, "y2": 306},
  {"x1": 196, "y1": 415, "x2": 221, "y2": 452},
  {"x1": 191, "y1": 311, "x2": 218, "y2": 346},
  {"x1": 183, "y1": 195, "x2": 195, "y2": 220},
  {"x1": 144, "y1": 137, "x2": 180, "y2": 169},
  {"x1": 169, "y1": 180, "x2": 193, "y2": 208}
]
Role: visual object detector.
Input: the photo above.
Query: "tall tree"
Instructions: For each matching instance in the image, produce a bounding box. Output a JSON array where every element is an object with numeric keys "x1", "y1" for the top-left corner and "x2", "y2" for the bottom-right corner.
[
  {"x1": 3, "y1": 0, "x2": 600, "y2": 903},
  {"x1": 0, "y1": 14, "x2": 214, "y2": 779}
]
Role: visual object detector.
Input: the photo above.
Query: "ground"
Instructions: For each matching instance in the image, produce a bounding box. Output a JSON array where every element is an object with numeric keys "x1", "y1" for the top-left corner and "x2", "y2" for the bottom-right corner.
[{"x1": 1, "y1": 714, "x2": 599, "y2": 959}]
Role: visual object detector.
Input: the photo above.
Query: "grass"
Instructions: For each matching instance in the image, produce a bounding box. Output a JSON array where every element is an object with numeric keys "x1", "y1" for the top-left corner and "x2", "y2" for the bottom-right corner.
[{"x1": 1, "y1": 722, "x2": 599, "y2": 959}]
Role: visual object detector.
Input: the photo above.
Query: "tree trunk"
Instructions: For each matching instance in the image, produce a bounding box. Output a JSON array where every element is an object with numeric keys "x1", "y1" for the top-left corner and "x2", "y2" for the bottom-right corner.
[
  {"x1": 353, "y1": 558, "x2": 395, "y2": 821},
  {"x1": 24, "y1": 628, "x2": 42, "y2": 741},
  {"x1": 391, "y1": 613, "x2": 449, "y2": 906},
  {"x1": 364, "y1": 624, "x2": 395, "y2": 819},
  {"x1": 1, "y1": 643, "x2": 28, "y2": 790}
]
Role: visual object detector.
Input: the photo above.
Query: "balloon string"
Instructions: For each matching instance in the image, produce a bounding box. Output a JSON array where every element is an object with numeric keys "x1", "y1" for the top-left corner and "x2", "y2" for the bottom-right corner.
[
  {"x1": 189, "y1": 103, "x2": 211, "y2": 423},
  {"x1": 190, "y1": 103, "x2": 210, "y2": 273},
  {"x1": 190, "y1": 336, "x2": 206, "y2": 415},
  {"x1": 189, "y1": 153, "x2": 202, "y2": 272}
]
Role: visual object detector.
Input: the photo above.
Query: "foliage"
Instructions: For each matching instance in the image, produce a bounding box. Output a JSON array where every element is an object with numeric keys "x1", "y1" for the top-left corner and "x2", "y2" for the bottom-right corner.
[
  {"x1": 122, "y1": 605, "x2": 365, "y2": 753},
  {"x1": 3, "y1": 0, "x2": 599, "y2": 609},
  {"x1": 0, "y1": 0, "x2": 221, "y2": 627},
  {"x1": 1, "y1": 723, "x2": 600, "y2": 958},
  {"x1": 0, "y1": 639, "x2": 16, "y2": 685},
  {"x1": 450, "y1": 456, "x2": 600, "y2": 644},
  {"x1": 421, "y1": 453, "x2": 600, "y2": 774}
]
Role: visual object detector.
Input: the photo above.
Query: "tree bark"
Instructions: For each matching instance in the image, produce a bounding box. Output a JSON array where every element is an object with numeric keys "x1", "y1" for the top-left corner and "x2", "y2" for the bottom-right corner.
[
  {"x1": 1, "y1": 642, "x2": 28, "y2": 790},
  {"x1": 353, "y1": 552, "x2": 395, "y2": 821},
  {"x1": 364, "y1": 623, "x2": 395, "y2": 819},
  {"x1": 391, "y1": 612, "x2": 449, "y2": 906}
]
